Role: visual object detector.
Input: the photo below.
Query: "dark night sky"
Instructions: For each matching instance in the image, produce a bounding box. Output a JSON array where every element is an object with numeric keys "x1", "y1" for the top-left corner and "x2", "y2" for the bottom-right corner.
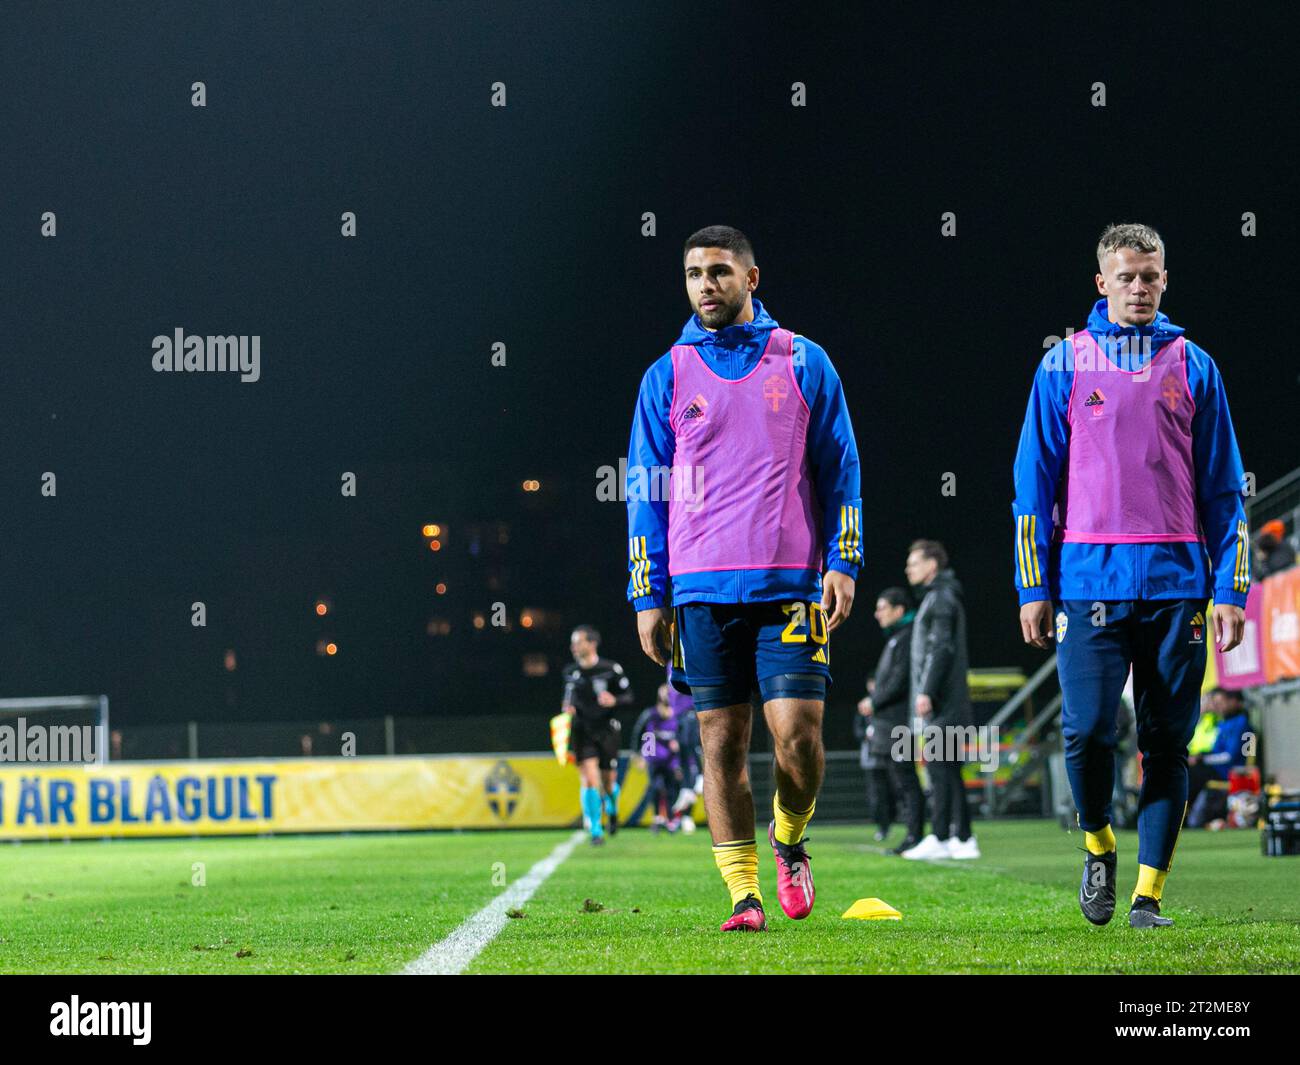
[{"x1": 3, "y1": 3, "x2": 1297, "y2": 733}]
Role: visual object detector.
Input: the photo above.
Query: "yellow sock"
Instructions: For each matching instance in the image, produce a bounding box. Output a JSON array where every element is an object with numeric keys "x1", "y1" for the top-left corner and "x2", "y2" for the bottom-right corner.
[
  {"x1": 713, "y1": 840, "x2": 761, "y2": 906},
  {"x1": 773, "y1": 793, "x2": 815, "y2": 846},
  {"x1": 1133, "y1": 864, "x2": 1168, "y2": 903},
  {"x1": 1084, "y1": 825, "x2": 1116, "y2": 855}
]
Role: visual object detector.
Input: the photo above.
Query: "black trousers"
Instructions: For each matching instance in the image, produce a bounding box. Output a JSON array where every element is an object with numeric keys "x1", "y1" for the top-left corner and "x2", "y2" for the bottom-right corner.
[
  {"x1": 865, "y1": 766, "x2": 896, "y2": 831},
  {"x1": 927, "y1": 759, "x2": 971, "y2": 841},
  {"x1": 886, "y1": 757, "x2": 926, "y2": 841}
]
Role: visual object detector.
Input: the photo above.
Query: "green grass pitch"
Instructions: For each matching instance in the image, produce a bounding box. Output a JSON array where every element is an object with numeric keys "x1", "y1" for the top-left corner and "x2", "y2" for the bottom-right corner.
[{"x1": 2, "y1": 821, "x2": 1296, "y2": 974}]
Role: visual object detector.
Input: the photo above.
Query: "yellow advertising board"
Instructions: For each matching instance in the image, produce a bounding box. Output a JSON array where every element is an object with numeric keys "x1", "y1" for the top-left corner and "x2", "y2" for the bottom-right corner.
[{"x1": 0, "y1": 755, "x2": 665, "y2": 840}]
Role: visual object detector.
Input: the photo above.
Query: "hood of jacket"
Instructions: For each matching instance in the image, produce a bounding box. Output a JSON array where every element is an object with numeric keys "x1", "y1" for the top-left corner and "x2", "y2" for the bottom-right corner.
[
  {"x1": 921, "y1": 568, "x2": 964, "y2": 601},
  {"x1": 1084, "y1": 297, "x2": 1184, "y2": 365},
  {"x1": 672, "y1": 297, "x2": 780, "y2": 377}
]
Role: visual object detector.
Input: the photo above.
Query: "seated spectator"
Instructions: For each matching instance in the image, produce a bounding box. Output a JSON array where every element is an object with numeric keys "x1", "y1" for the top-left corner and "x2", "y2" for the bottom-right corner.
[
  {"x1": 1188, "y1": 690, "x2": 1253, "y2": 827},
  {"x1": 1255, "y1": 520, "x2": 1296, "y2": 578},
  {"x1": 1188, "y1": 690, "x2": 1220, "y2": 761}
]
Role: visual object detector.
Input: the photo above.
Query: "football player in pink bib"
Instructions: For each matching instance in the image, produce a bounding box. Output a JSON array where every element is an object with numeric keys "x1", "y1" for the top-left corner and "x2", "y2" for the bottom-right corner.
[
  {"x1": 1013, "y1": 223, "x2": 1248, "y2": 929},
  {"x1": 626, "y1": 226, "x2": 863, "y2": 931}
]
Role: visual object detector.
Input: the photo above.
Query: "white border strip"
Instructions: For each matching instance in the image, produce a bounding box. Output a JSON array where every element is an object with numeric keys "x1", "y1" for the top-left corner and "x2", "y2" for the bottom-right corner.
[{"x1": 401, "y1": 830, "x2": 585, "y2": 975}]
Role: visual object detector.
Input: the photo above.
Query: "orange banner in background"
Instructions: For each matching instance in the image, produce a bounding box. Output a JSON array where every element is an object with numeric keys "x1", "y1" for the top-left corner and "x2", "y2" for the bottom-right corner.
[{"x1": 1262, "y1": 566, "x2": 1300, "y2": 683}]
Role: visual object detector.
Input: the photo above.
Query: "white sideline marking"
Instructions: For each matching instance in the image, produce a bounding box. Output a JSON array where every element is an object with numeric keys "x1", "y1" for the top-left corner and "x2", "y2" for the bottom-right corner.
[{"x1": 402, "y1": 830, "x2": 585, "y2": 975}]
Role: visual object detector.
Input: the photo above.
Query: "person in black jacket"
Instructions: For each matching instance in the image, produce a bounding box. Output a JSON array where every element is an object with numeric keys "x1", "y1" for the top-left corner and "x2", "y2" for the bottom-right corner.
[
  {"x1": 857, "y1": 587, "x2": 924, "y2": 853},
  {"x1": 901, "y1": 540, "x2": 980, "y2": 860},
  {"x1": 853, "y1": 695, "x2": 894, "y2": 840}
]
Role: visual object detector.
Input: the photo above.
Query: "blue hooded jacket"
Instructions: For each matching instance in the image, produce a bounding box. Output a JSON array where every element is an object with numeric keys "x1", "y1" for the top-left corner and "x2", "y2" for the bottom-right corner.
[
  {"x1": 1202, "y1": 711, "x2": 1251, "y2": 779},
  {"x1": 626, "y1": 297, "x2": 862, "y2": 610},
  {"x1": 1012, "y1": 298, "x2": 1250, "y2": 607}
]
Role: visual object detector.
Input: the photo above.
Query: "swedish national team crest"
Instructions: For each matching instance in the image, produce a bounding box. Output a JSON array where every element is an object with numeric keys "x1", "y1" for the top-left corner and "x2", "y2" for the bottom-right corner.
[
  {"x1": 1055, "y1": 611, "x2": 1068, "y2": 643},
  {"x1": 1161, "y1": 372, "x2": 1182, "y2": 412},
  {"x1": 762, "y1": 373, "x2": 788, "y2": 412},
  {"x1": 485, "y1": 759, "x2": 522, "y2": 820},
  {"x1": 1190, "y1": 611, "x2": 1205, "y2": 644}
]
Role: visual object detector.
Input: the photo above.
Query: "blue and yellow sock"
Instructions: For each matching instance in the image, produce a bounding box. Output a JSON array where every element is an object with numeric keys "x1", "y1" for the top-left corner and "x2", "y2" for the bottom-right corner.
[
  {"x1": 581, "y1": 786, "x2": 604, "y2": 838},
  {"x1": 712, "y1": 839, "x2": 761, "y2": 906},
  {"x1": 1084, "y1": 824, "x2": 1116, "y2": 856},
  {"x1": 773, "y1": 793, "x2": 815, "y2": 846},
  {"x1": 1133, "y1": 864, "x2": 1168, "y2": 903},
  {"x1": 1134, "y1": 798, "x2": 1187, "y2": 901}
]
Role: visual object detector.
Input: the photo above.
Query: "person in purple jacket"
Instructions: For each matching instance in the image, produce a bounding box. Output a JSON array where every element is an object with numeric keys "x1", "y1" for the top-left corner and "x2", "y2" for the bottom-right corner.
[
  {"x1": 625, "y1": 225, "x2": 863, "y2": 932},
  {"x1": 633, "y1": 689, "x2": 684, "y2": 831},
  {"x1": 1012, "y1": 223, "x2": 1249, "y2": 930}
]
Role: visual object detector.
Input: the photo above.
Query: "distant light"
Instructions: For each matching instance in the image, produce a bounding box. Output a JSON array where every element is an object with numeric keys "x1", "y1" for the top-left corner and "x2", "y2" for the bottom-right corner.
[
  {"x1": 435, "y1": 582, "x2": 447, "y2": 595},
  {"x1": 472, "y1": 614, "x2": 486, "y2": 630},
  {"x1": 522, "y1": 653, "x2": 549, "y2": 677},
  {"x1": 223, "y1": 649, "x2": 237, "y2": 672},
  {"x1": 422, "y1": 523, "x2": 442, "y2": 538},
  {"x1": 522, "y1": 479, "x2": 541, "y2": 492},
  {"x1": 429, "y1": 539, "x2": 442, "y2": 552},
  {"x1": 325, "y1": 642, "x2": 338, "y2": 656},
  {"x1": 315, "y1": 602, "x2": 328, "y2": 616},
  {"x1": 521, "y1": 612, "x2": 534, "y2": 628}
]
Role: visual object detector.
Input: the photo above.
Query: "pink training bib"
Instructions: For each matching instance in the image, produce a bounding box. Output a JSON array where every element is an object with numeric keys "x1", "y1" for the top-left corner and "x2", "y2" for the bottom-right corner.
[
  {"x1": 667, "y1": 328, "x2": 821, "y2": 575},
  {"x1": 1058, "y1": 328, "x2": 1202, "y2": 544}
]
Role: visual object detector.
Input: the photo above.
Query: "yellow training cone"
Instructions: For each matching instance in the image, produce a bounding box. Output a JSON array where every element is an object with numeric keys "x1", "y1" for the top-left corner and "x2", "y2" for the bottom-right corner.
[{"x1": 842, "y1": 898, "x2": 902, "y2": 920}]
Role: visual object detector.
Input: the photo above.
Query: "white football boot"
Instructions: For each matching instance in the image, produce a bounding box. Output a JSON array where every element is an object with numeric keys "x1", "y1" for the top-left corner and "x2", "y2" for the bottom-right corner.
[
  {"x1": 945, "y1": 836, "x2": 981, "y2": 860},
  {"x1": 901, "y1": 834, "x2": 950, "y2": 860}
]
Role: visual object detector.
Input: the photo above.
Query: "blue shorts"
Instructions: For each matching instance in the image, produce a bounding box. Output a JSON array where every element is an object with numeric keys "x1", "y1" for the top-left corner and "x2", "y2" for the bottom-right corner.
[{"x1": 670, "y1": 600, "x2": 831, "y2": 711}]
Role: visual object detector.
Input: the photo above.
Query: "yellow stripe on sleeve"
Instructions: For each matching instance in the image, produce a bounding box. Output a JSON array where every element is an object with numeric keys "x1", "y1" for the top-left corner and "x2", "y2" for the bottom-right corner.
[
  {"x1": 1016, "y1": 515, "x2": 1029, "y2": 588},
  {"x1": 639, "y1": 535, "x2": 650, "y2": 596},
  {"x1": 1029, "y1": 514, "x2": 1041, "y2": 587},
  {"x1": 1233, "y1": 521, "x2": 1248, "y2": 592},
  {"x1": 630, "y1": 535, "x2": 651, "y2": 597},
  {"x1": 1242, "y1": 521, "x2": 1251, "y2": 590},
  {"x1": 1237, "y1": 522, "x2": 1243, "y2": 591},
  {"x1": 1234, "y1": 527, "x2": 1243, "y2": 592}
]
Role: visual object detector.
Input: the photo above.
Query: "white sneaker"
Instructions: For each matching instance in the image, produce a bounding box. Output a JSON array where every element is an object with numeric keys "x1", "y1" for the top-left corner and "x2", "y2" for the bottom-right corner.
[
  {"x1": 901, "y1": 834, "x2": 950, "y2": 860},
  {"x1": 680, "y1": 815, "x2": 696, "y2": 834},
  {"x1": 945, "y1": 836, "x2": 980, "y2": 860}
]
